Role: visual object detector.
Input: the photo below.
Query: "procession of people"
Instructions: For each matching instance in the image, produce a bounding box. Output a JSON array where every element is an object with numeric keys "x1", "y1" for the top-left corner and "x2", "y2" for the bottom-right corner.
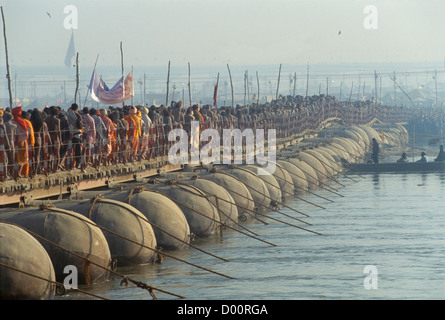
[{"x1": 0, "y1": 93, "x2": 434, "y2": 180}]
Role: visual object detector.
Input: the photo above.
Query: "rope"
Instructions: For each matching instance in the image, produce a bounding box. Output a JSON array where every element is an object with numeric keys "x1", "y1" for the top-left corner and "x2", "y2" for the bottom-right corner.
[
  {"x1": 160, "y1": 176, "x2": 322, "y2": 236},
  {"x1": 0, "y1": 261, "x2": 109, "y2": 300},
  {"x1": 41, "y1": 202, "x2": 234, "y2": 280},
  {"x1": 88, "y1": 195, "x2": 104, "y2": 220},
  {"x1": 98, "y1": 194, "x2": 231, "y2": 263},
  {"x1": 212, "y1": 166, "x2": 314, "y2": 220},
  {"x1": 146, "y1": 181, "x2": 278, "y2": 247},
  {"x1": 122, "y1": 185, "x2": 232, "y2": 261},
  {"x1": 273, "y1": 161, "x2": 336, "y2": 203},
  {"x1": 0, "y1": 220, "x2": 183, "y2": 299}
]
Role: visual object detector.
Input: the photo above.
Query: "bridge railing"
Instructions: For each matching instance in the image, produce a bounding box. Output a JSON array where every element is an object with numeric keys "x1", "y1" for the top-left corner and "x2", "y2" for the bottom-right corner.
[{"x1": 0, "y1": 101, "x2": 417, "y2": 182}]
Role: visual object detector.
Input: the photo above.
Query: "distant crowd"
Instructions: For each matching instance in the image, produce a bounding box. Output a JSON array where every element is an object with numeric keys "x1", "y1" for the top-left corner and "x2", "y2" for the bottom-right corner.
[{"x1": 0, "y1": 94, "x2": 425, "y2": 180}]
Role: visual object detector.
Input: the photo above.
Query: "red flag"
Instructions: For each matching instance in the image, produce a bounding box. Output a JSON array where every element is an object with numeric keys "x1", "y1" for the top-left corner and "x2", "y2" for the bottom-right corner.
[{"x1": 213, "y1": 84, "x2": 218, "y2": 107}]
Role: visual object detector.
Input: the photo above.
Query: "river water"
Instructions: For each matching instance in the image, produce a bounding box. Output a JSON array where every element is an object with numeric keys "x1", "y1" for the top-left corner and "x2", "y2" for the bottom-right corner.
[{"x1": 57, "y1": 156, "x2": 445, "y2": 301}]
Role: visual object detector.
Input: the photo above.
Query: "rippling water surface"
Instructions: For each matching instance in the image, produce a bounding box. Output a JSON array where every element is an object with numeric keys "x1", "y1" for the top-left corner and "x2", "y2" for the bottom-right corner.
[{"x1": 61, "y1": 170, "x2": 445, "y2": 300}]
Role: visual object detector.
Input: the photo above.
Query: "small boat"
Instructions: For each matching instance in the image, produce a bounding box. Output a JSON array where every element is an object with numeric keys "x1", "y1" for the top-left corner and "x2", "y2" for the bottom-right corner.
[{"x1": 344, "y1": 161, "x2": 445, "y2": 173}]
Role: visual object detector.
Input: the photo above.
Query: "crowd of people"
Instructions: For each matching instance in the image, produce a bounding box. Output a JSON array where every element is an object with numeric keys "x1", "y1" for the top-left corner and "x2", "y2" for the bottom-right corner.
[{"x1": 0, "y1": 94, "x2": 430, "y2": 181}]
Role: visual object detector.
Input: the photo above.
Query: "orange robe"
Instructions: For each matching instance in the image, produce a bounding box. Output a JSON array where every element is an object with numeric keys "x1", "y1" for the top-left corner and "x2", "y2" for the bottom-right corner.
[{"x1": 124, "y1": 115, "x2": 137, "y2": 156}]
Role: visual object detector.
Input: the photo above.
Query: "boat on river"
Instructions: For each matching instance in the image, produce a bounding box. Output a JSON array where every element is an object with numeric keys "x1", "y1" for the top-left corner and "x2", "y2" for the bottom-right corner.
[{"x1": 345, "y1": 161, "x2": 445, "y2": 173}]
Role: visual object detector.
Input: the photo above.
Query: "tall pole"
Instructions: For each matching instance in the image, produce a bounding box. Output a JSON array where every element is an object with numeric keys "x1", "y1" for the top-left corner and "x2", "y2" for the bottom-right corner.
[
  {"x1": 246, "y1": 70, "x2": 250, "y2": 105},
  {"x1": 256, "y1": 71, "x2": 260, "y2": 108},
  {"x1": 213, "y1": 72, "x2": 219, "y2": 109},
  {"x1": 374, "y1": 70, "x2": 378, "y2": 104},
  {"x1": 339, "y1": 81, "x2": 343, "y2": 102},
  {"x1": 244, "y1": 70, "x2": 247, "y2": 106},
  {"x1": 227, "y1": 64, "x2": 234, "y2": 107},
  {"x1": 293, "y1": 72, "x2": 297, "y2": 96},
  {"x1": 1, "y1": 7, "x2": 13, "y2": 109},
  {"x1": 143, "y1": 73, "x2": 146, "y2": 107},
  {"x1": 276, "y1": 63, "x2": 282, "y2": 100},
  {"x1": 120, "y1": 41, "x2": 124, "y2": 107},
  {"x1": 74, "y1": 53, "x2": 80, "y2": 104},
  {"x1": 326, "y1": 77, "x2": 329, "y2": 96},
  {"x1": 362, "y1": 82, "x2": 366, "y2": 101},
  {"x1": 130, "y1": 65, "x2": 134, "y2": 105},
  {"x1": 379, "y1": 76, "x2": 382, "y2": 105},
  {"x1": 389, "y1": 74, "x2": 414, "y2": 107},
  {"x1": 357, "y1": 81, "x2": 361, "y2": 100},
  {"x1": 188, "y1": 62, "x2": 192, "y2": 107},
  {"x1": 166, "y1": 60, "x2": 171, "y2": 106}
]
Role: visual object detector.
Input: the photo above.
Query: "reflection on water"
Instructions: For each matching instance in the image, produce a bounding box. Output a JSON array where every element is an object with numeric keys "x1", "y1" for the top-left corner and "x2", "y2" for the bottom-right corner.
[
  {"x1": 372, "y1": 173, "x2": 380, "y2": 190},
  {"x1": 58, "y1": 172, "x2": 445, "y2": 300}
]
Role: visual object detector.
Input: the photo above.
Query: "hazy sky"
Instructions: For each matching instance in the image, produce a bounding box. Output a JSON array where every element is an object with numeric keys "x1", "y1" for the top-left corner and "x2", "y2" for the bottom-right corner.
[{"x1": 2, "y1": 0, "x2": 445, "y2": 69}]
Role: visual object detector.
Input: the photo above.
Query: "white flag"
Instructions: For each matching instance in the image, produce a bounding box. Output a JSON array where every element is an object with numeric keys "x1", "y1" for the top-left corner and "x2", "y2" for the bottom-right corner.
[{"x1": 64, "y1": 31, "x2": 76, "y2": 67}]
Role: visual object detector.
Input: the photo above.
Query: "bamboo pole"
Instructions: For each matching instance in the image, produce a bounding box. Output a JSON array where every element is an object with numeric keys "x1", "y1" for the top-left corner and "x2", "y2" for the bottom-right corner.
[
  {"x1": 130, "y1": 65, "x2": 134, "y2": 105},
  {"x1": 74, "y1": 52, "x2": 79, "y2": 104},
  {"x1": 374, "y1": 70, "x2": 378, "y2": 103},
  {"x1": 243, "y1": 70, "x2": 247, "y2": 106},
  {"x1": 256, "y1": 71, "x2": 260, "y2": 107},
  {"x1": 120, "y1": 41, "x2": 124, "y2": 107},
  {"x1": 1, "y1": 6, "x2": 13, "y2": 109},
  {"x1": 326, "y1": 77, "x2": 329, "y2": 96},
  {"x1": 362, "y1": 82, "x2": 366, "y2": 101},
  {"x1": 166, "y1": 60, "x2": 171, "y2": 106},
  {"x1": 276, "y1": 64, "x2": 282, "y2": 100},
  {"x1": 379, "y1": 76, "x2": 382, "y2": 105},
  {"x1": 393, "y1": 70, "x2": 396, "y2": 106},
  {"x1": 246, "y1": 70, "x2": 250, "y2": 105},
  {"x1": 213, "y1": 72, "x2": 219, "y2": 109},
  {"x1": 339, "y1": 81, "x2": 343, "y2": 102},
  {"x1": 188, "y1": 62, "x2": 192, "y2": 107},
  {"x1": 143, "y1": 73, "x2": 146, "y2": 107},
  {"x1": 227, "y1": 64, "x2": 234, "y2": 107},
  {"x1": 389, "y1": 74, "x2": 414, "y2": 107}
]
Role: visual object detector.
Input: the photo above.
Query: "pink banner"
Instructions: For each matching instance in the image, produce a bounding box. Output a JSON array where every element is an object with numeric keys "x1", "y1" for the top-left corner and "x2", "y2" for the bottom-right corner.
[{"x1": 90, "y1": 68, "x2": 134, "y2": 104}]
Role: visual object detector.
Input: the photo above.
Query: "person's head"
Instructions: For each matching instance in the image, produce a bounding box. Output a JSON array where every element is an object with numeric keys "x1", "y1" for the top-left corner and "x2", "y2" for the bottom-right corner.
[
  {"x1": 82, "y1": 107, "x2": 89, "y2": 115},
  {"x1": 49, "y1": 106, "x2": 59, "y2": 116},
  {"x1": 402, "y1": 152, "x2": 407, "y2": 157},
  {"x1": 21, "y1": 111, "x2": 30, "y2": 120},
  {"x1": 89, "y1": 108, "x2": 97, "y2": 116},
  {"x1": 421, "y1": 152, "x2": 426, "y2": 156},
  {"x1": 71, "y1": 103, "x2": 79, "y2": 112}
]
